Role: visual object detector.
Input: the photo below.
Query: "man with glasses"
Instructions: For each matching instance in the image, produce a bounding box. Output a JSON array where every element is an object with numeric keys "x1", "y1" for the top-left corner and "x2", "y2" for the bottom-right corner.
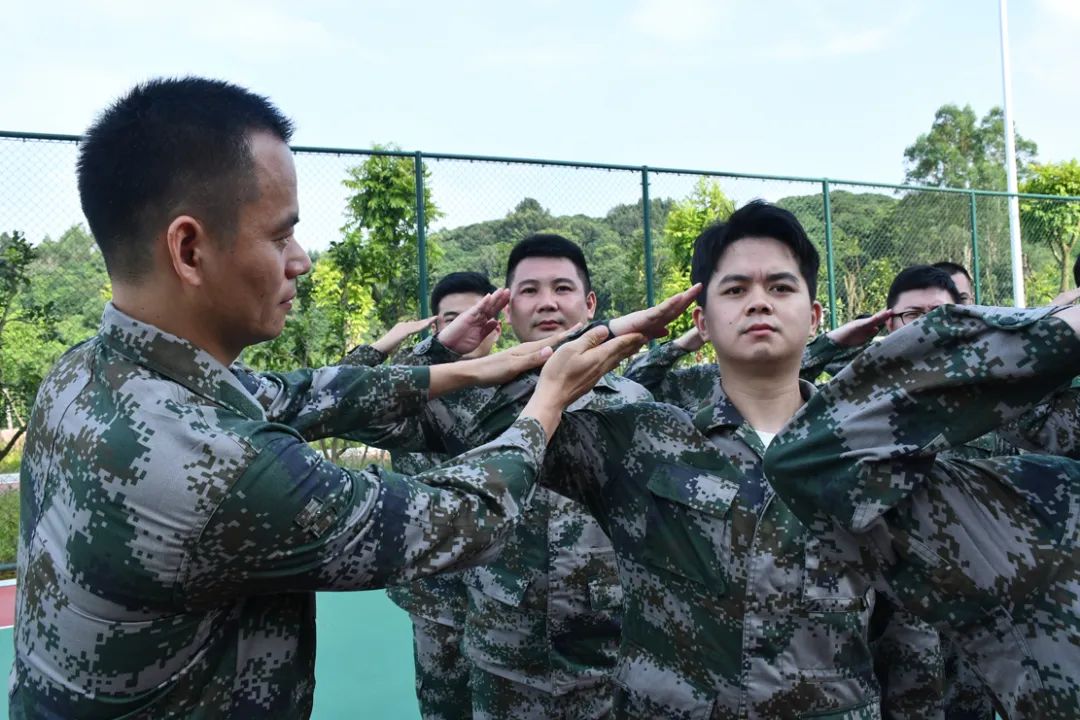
[{"x1": 885, "y1": 265, "x2": 962, "y2": 331}]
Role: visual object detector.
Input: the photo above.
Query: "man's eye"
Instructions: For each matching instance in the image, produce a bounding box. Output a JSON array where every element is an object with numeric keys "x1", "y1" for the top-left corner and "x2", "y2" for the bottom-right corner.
[
  {"x1": 772, "y1": 284, "x2": 795, "y2": 293},
  {"x1": 722, "y1": 287, "x2": 743, "y2": 295},
  {"x1": 519, "y1": 287, "x2": 535, "y2": 295}
]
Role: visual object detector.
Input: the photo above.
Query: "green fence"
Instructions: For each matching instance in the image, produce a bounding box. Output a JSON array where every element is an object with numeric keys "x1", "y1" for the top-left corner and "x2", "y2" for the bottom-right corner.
[{"x1": 3, "y1": 129, "x2": 1080, "y2": 441}]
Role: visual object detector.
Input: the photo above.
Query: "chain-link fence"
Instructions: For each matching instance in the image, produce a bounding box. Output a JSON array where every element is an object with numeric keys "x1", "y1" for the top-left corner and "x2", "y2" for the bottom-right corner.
[{"x1": 3, "y1": 130, "x2": 1080, "y2": 437}]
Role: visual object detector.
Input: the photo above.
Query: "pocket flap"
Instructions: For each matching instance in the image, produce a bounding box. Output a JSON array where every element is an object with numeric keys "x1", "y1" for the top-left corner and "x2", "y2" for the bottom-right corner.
[
  {"x1": 647, "y1": 463, "x2": 739, "y2": 517},
  {"x1": 464, "y1": 565, "x2": 530, "y2": 608}
]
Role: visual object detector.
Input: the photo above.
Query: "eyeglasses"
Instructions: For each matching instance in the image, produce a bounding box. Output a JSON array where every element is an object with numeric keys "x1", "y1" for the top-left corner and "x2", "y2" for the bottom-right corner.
[{"x1": 895, "y1": 308, "x2": 929, "y2": 325}]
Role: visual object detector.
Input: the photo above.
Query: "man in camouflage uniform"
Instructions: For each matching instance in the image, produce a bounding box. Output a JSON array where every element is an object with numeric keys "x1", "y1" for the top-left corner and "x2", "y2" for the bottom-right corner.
[
  {"x1": 347, "y1": 271, "x2": 502, "y2": 720},
  {"x1": 764, "y1": 303, "x2": 1080, "y2": 720},
  {"x1": 375, "y1": 235, "x2": 656, "y2": 719},
  {"x1": 429, "y1": 203, "x2": 901, "y2": 718},
  {"x1": 624, "y1": 323, "x2": 947, "y2": 720},
  {"x1": 11, "y1": 77, "x2": 648, "y2": 719}
]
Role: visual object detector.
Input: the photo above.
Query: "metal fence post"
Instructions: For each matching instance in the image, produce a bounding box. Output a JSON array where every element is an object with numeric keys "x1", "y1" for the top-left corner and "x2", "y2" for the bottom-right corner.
[
  {"x1": 641, "y1": 166, "x2": 655, "y2": 309},
  {"x1": 414, "y1": 151, "x2": 430, "y2": 318},
  {"x1": 822, "y1": 179, "x2": 838, "y2": 329},
  {"x1": 969, "y1": 191, "x2": 982, "y2": 304}
]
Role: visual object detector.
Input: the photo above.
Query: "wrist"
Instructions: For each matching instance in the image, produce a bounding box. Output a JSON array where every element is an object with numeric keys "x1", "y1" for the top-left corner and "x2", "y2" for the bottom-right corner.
[{"x1": 522, "y1": 391, "x2": 562, "y2": 440}]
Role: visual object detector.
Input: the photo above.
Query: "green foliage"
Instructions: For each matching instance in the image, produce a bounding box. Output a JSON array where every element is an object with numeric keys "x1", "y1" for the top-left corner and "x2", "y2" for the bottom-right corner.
[
  {"x1": 657, "y1": 179, "x2": 734, "y2": 336},
  {"x1": 432, "y1": 196, "x2": 671, "y2": 326},
  {"x1": 337, "y1": 148, "x2": 443, "y2": 339},
  {"x1": 0, "y1": 489, "x2": 19, "y2": 568},
  {"x1": 1020, "y1": 160, "x2": 1080, "y2": 293},
  {"x1": 904, "y1": 104, "x2": 1038, "y2": 190},
  {"x1": 2, "y1": 226, "x2": 109, "y2": 463}
]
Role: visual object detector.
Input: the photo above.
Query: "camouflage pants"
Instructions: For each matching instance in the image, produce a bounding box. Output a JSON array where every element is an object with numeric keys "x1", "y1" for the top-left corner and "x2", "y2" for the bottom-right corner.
[
  {"x1": 410, "y1": 615, "x2": 471, "y2": 720},
  {"x1": 470, "y1": 666, "x2": 611, "y2": 720}
]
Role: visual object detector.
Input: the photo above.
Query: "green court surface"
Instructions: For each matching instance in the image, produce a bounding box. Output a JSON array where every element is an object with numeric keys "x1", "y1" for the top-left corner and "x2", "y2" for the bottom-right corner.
[{"x1": 0, "y1": 590, "x2": 423, "y2": 719}]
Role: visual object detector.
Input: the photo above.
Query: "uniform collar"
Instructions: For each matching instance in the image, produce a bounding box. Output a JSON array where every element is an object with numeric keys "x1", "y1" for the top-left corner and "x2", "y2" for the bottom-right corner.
[
  {"x1": 98, "y1": 303, "x2": 266, "y2": 421},
  {"x1": 692, "y1": 378, "x2": 816, "y2": 436}
]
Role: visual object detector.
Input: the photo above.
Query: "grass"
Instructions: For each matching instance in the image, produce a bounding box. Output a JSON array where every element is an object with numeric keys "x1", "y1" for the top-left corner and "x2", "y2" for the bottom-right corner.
[{"x1": 0, "y1": 445, "x2": 20, "y2": 474}]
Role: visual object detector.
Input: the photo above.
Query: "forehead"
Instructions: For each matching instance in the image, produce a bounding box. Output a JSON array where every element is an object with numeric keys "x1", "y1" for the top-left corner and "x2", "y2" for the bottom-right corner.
[
  {"x1": 950, "y1": 272, "x2": 973, "y2": 290},
  {"x1": 713, "y1": 237, "x2": 802, "y2": 279},
  {"x1": 246, "y1": 132, "x2": 297, "y2": 211},
  {"x1": 510, "y1": 256, "x2": 583, "y2": 285},
  {"x1": 892, "y1": 286, "x2": 955, "y2": 309},
  {"x1": 436, "y1": 291, "x2": 484, "y2": 315}
]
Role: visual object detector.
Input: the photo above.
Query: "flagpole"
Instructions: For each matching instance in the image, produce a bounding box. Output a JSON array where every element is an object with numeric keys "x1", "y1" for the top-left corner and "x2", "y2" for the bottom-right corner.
[{"x1": 999, "y1": 0, "x2": 1025, "y2": 307}]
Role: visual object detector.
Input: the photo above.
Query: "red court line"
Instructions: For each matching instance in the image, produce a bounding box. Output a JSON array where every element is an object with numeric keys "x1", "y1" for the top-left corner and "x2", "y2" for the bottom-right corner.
[{"x1": 0, "y1": 583, "x2": 15, "y2": 629}]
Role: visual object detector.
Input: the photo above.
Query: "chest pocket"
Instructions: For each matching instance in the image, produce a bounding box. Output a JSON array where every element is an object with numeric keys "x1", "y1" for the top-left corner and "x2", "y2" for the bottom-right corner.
[
  {"x1": 802, "y1": 533, "x2": 872, "y2": 613},
  {"x1": 642, "y1": 463, "x2": 738, "y2": 595}
]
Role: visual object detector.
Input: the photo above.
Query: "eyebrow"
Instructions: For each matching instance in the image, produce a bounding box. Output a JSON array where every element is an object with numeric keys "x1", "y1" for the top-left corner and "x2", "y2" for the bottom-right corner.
[
  {"x1": 717, "y1": 272, "x2": 801, "y2": 285},
  {"x1": 270, "y1": 213, "x2": 300, "y2": 237},
  {"x1": 516, "y1": 277, "x2": 579, "y2": 287}
]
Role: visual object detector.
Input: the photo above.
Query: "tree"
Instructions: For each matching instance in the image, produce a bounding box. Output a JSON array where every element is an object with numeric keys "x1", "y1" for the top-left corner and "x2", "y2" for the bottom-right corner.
[
  {"x1": 0, "y1": 231, "x2": 36, "y2": 459},
  {"x1": 904, "y1": 104, "x2": 1038, "y2": 190},
  {"x1": 337, "y1": 147, "x2": 442, "y2": 337},
  {"x1": 1021, "y1": 160, "x2": 1080, "y2": 293},
  {"x1": 657, "y1": 178, "x2": 735, "y2": 336}
]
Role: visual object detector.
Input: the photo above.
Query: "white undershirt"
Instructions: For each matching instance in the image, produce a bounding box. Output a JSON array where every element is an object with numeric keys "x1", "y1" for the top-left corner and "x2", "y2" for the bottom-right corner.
[{"x1": 754, "y1": 429, "x2": 777, "y2": 448}]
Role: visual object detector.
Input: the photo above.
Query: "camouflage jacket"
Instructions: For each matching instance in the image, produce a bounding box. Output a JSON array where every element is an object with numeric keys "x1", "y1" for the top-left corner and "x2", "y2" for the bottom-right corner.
[
  {"x1": 370, "y1": 335, "x2": 652, "y2": 694},
  {"x1": 996, "y1": 376, "x2": 1080, "y2": 458},
  {"x1": 542, "y1": 382, "x2": 888, "y2": 719},
  {"x1": 338, "y1": 344, "x2": 467, "y2": 626},
  {"x1": 624, "y1": 335, "x2": 958, "y2": 719},
  {"x1": 764, "y1": 304, "x2": 1080, "y2": 720},
  {"x1": 458, "y1": 371, "x2": 888, "y2": 718},
  {"x1": 623, "y1": 332, "x2": 864, "y2": 410},
  {"x1": 11, "y1": 304, "x2": 546, "y2": 720}
]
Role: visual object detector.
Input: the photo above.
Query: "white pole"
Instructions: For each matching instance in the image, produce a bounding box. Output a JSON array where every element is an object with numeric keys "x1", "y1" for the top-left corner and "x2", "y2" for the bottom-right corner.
[{"x1": 999, "y1": 0, "x2": 1025, "y2": 307}]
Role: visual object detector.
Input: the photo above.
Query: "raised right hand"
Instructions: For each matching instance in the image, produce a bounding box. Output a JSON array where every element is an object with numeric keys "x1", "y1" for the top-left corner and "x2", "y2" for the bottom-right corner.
[{"x1": 523, "y1": 326, "x2": 648, "y2": 438}]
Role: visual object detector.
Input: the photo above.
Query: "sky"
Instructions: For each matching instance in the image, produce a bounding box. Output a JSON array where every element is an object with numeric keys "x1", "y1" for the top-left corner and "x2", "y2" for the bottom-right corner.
[{"x1": 2, "y1": 0, "x2": 1079, "y2": 250}]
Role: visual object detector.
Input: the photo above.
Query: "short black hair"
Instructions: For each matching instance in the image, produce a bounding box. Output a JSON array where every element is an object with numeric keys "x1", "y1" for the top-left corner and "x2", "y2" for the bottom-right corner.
[
  {"x1": 78, "y1": 77, "x2": 295, "y2": 281},
  {"x1": 886, "y1": 265, "x2": 961, "y2": 308},
  {"x1": 505, "y1": 233, "x2": 591, "y2": 292},
  {"x1": 931, "y1": 261, "x2": 972, "y2": 283},
  {"x1": 1073, "y1": 254, "x2": 1080, "y2": 288},
  {"x1": 689, "y1": 201, "x2": 819, "y2": 306},
  {"x1": 431, "y1": 271, "x2": 496, "y2": 314}
]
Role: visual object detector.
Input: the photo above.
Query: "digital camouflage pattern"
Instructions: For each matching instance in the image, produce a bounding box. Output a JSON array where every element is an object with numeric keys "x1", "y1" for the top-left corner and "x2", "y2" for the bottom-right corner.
[
  {"x1": 11, "y1": 304, "x2": 547, "y2": 719},
  {"x1": 368, "y1": 334, "x2": 651, "y2": 716},
  {"x1": 626, "y1": 331, "x2": 951, "y2": 720},
  {"x1": 340, "y1": 344, "x2": 471, "y2": 720},
  {"x1": 764, "y1": 304, "x2": 1080, "y2": 720},
  {"x1": 463, "y1": 371, "x2": 892, "y2": 718},
  {"x1": 623, "y1": 332, "x2": 864, "y2": 410},
  {"x1": 998, "y1": 377, "x2": 1080, "y2": 459},
  {"x1": 408, "y1": 615, "x2": 472, "y2": 720}
]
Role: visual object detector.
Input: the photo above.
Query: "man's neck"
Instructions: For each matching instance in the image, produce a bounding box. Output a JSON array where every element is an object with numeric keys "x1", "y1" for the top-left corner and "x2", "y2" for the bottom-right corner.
[
  {"x1": 112, "y1": 285, "x2": 239, "y2": 367},
  {"x1": 718, "y1": 363, "x2": 804, "y2": 434}
]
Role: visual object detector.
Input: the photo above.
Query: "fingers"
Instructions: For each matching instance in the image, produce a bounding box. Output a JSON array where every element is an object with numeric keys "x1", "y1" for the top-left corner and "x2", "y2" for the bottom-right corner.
[{"x1": 600, "y1": 332, "x2": 648, "y2": 364}]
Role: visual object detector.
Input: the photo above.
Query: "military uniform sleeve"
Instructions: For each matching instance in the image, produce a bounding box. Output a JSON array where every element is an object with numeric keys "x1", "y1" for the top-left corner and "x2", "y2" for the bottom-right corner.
[
  {"x1": 765, "y1": 304, "x2": 1080, "y2": 625},
  {"x1": 798, "y1": 333, "x2": 866, "y2": 383},
  {"x1": 623, "y1": 342, "x2": 717, "y2": 412},
  {"x1": 244, "y1": 363, "x2": 430, "y2": 440},
  {"x1": 341, "y1": 343, "x2": 388, "y2": 367},
  {"x1": 998, "y1": 377, "x2": 1080, "y2": 458},
  {"x1": 178, "y1": 416, "x2": 546, "y2": 605}
]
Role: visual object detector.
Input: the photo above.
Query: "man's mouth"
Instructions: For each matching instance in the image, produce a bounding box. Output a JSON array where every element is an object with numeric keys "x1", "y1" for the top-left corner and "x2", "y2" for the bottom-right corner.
[
  {"x1": 742, "y1": 323, "x2": 776, "y2": 335},
  {"x1": 535, "y1": 319, "x2": 563, "y2": 329}
]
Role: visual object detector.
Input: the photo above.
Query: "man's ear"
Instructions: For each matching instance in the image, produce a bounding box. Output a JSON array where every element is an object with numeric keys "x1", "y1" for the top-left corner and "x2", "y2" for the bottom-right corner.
[
  {"x1": 585, "y1": 290, "x2": 597, "y2": 319},
  {"x1": 165, "y1": 215, "x2": 209, "y2": 287},
  {"x1": 809, "y1": 301, "x2": 823, "y2": 336},
  {"x1": 693, "y1": 305, "x2": 709, "y2": 342}
]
